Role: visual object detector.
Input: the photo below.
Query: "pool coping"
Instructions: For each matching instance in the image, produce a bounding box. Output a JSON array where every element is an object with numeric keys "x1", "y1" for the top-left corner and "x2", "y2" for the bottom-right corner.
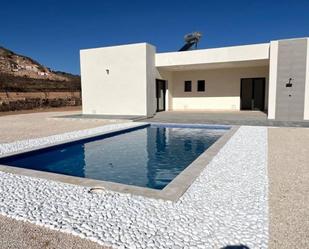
[{"x1": 0, "y1": 123, "x2": 239, "y2": 202}]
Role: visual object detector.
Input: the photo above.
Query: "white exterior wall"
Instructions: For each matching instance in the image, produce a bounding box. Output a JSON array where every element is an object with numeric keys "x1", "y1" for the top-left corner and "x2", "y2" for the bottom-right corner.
[
  {"x1": 169, "y1": 67, "x2": 269, "y2": 111},
  {"x1": 79, "y1": 38, "x2": 309, "y2": 120},
  {"x1": 146, "y1": 45, "x2": 157, "y2": 116},
  {"x1": 304, "y1": 38, "x2": 309, "y2": 120},
  {"x1": 80, "y1": 43, "x2": 156, "y2": 117},
  {"x1": 268, "y1": 41, "x2": 279, "y2": 119}
]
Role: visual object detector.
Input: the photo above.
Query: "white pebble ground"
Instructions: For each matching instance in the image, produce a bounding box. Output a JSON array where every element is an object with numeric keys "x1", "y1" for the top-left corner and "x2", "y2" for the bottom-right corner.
[{"x1": 0, "y1": 124, "x2": 268, "y2": 249}]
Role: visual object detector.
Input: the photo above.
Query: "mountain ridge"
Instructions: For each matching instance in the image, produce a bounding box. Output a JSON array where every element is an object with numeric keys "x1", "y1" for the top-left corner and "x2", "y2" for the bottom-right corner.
[
  {"x1": 0, "y1": 46, "x2": 80, "y2": 93},
  {"x1": 0, "y1": 46, "x2": 79, "y2": 82}
]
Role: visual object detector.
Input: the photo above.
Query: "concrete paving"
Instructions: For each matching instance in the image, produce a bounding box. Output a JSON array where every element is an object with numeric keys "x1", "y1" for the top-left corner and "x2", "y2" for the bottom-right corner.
[
  {"x1": 268, "y1": 127, "x2": 309, "y2": 249},
  {"x1": 145, "y1": 111, "x2": 309, "y2": 127}
]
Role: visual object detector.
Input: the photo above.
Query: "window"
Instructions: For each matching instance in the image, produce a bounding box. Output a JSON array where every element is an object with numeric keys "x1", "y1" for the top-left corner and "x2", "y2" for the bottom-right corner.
[
  {"x1": 184, "y1": 81, "x2": 192, "y2": 92},
  {"x1": 197, "y1": 80, "x2": 205, "y2": 92}
]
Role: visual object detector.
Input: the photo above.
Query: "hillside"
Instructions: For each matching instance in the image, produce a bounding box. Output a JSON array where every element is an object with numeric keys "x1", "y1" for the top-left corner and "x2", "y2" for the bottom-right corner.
[
  {"x1": 0, "y1": 46, "x2": 80, "y2": 92},
  {"x1": 0, "y1": 46, "x2": 81, "y2": 111}
]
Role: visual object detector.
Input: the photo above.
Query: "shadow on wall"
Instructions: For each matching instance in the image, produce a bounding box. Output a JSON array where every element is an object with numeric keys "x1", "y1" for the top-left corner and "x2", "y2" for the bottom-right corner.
[
  {"x1": 170, "y1": 66, "x2": 269, "y2": 98},
  {"x1": 221, "y1": 245, "x2": 250, "y2": 249},
  {"x1": 172, "y1": 89, "x2": 240, "y2": 98}
]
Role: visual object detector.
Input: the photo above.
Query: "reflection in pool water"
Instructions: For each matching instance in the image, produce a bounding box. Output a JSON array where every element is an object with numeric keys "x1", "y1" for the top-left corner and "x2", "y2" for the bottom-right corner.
[{"x1": 0, "y1": 125, "x2": 228, "y2": 189}]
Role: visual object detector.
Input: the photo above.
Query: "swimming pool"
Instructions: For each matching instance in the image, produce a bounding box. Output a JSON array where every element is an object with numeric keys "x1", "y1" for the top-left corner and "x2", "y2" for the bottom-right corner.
[{"x1": 0, "y1": 124, "x2": 229, "y2": 190}]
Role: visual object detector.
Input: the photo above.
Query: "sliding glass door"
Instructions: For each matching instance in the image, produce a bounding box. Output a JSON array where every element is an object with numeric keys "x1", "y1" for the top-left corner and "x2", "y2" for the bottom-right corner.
[
  {"x1": 156, "y1": 79, "x2": 166, "y2": 112},
  {"x1": 241, "y1": 78, "x2": 265, "y2": 111}
]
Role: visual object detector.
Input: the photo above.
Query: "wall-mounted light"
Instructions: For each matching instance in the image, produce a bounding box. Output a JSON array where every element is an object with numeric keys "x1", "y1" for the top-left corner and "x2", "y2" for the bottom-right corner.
[
  {"x1": 106, "y1": 69, "x2": 110, "y2": 75},
  {"x1": 286, "y1": 78, "x2": 293, "y2": 88}
]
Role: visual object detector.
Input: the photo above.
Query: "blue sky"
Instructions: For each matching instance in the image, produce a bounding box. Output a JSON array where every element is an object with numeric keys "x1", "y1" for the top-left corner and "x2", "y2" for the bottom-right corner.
[{"x1": 1, "y1": 0, "x2": 309, "y2": 75}]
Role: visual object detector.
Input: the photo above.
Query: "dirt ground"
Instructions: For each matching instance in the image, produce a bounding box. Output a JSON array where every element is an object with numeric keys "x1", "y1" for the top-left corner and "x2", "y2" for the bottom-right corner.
[{"x1": 268, "y1": 127, "x2": 309, "y2": 249}]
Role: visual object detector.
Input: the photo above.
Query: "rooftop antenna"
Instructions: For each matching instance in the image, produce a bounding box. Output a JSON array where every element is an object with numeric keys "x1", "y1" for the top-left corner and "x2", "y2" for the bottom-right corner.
[{"x1": 179, "y1": 32, "x2": 202, "y2": 51}]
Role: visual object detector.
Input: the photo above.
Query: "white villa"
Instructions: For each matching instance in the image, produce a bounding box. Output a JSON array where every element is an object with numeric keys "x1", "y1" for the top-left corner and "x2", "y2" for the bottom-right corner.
[{"x1": 80, "y1": 37, "x2": 309, "y2": 121}]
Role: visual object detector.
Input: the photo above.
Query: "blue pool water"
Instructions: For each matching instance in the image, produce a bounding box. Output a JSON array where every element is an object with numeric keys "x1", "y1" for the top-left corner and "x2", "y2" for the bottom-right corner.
[{"x1": 0, "y1": 124, "x2": 228, "y2": 189}]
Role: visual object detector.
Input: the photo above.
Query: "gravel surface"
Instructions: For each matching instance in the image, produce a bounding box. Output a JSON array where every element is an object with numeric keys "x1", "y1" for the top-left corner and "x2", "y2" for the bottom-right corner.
[
  {"x1": 268, "y1": 127, "x2": 309, "y2": 249},
  {"x1": 0, "y1": 126, "x2": 268, "y2": 249},
  {"x1": 0, "y1": 111, "x2": 125, "y2": 143},
  {"x1": 0, "y1": 214, "x2": 109, "y2": 249}
]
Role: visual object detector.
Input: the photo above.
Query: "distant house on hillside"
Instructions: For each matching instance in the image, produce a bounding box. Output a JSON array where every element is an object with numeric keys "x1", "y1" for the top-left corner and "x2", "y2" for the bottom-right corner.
[{"x1": 38, "y1": 72, "x2": 49, "y2": 76}]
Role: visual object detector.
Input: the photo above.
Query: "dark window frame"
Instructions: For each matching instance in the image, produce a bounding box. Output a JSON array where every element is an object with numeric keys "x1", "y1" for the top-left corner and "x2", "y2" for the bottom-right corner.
[
  {"x1": 184, "y1": 81, "x2": 192, "y2": 92},
  {"x1": 197, "y1": 80, "x2": 205, "y2": 92}
]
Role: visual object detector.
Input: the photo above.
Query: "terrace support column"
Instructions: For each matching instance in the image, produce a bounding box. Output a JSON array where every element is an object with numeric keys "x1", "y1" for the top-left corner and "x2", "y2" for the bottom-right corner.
[
  {"x1": 275, "y1": 38, "x2": 307, "y2": 121},
  {"x1": 267, "y1": 41, "x2": 278, "y2": 120},
  {"x1": 303, "y1": 38, "x2": 309, "y2": 120}
]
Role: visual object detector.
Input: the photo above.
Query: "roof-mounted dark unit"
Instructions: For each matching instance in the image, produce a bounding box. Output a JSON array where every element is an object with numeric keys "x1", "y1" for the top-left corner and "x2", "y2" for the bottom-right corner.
[{"x1": 179, "y1": 32, "x2": 202, "y2": 51}]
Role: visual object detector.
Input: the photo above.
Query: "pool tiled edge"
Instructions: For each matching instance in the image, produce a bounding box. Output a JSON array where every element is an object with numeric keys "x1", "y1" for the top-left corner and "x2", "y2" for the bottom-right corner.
[
  {"x1": 0, "y1": 122, "x2": 148, "y2": 157},
  {"x1": 159, "y1": 125, "x2": 238, "y2": 201},
  {"x1": 0, "y1": 123, "x2": 237, "y2": 201}
]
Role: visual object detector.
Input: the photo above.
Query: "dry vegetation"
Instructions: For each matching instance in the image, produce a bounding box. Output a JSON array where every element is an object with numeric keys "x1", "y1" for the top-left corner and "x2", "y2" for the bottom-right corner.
[{"x1": 0, "y1": 46, "x2": 82, "y2": 112}]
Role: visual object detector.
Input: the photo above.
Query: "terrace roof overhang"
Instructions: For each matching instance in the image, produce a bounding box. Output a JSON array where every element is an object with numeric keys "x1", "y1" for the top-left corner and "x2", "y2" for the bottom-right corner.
[{"x1": 155, "y1": 43, "x2": 270, "y2": 71}]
